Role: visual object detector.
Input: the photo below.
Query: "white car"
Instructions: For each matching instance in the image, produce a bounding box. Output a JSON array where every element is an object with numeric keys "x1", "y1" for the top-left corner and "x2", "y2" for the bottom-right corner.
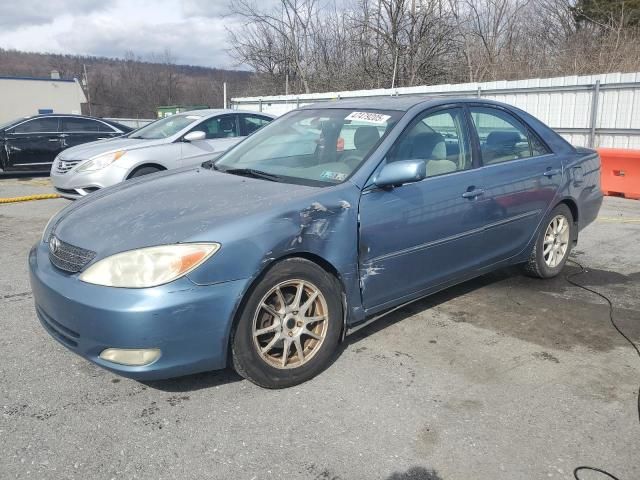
[{"x1": 51, "y1": 109, "x2": 274, "y2": 199}]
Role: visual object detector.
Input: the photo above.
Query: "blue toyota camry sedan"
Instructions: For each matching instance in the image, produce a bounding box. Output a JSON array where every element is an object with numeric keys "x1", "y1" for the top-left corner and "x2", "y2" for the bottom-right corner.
[{"x1": 29, "y1": 97, "x2": 603, "y2": 388}]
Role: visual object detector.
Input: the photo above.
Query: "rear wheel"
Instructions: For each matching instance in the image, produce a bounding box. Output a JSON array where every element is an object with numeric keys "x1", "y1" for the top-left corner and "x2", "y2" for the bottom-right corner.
[
  {"x1": 524, "y1": 203, "x2": 573, "y2": 278},
  {"x1": 128, "y1": 166, "x2": 162, "y2": 179},
  {"x1": 231, "y1": 258, "x2": 342, "y2": 388}
]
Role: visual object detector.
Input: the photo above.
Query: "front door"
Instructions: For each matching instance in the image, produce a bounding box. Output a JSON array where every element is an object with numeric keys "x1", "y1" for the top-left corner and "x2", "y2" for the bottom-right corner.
[
  {"x1": 4, "y1": 117, "x2": 62, "y2": 170},
  {"x1": 181, "y1": 114, "x2": 242, "y2": 167},
  {"x1": 358, "y1": 106, "x2": 486, "y2": 312},
  {"x1": 467, "y1": 106, "x2": 563, "y2": 265}
]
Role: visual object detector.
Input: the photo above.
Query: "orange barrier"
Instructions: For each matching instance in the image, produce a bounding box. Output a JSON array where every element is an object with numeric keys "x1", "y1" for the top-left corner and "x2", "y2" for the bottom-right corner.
[{"x1": 597, "y1": 148, "x2": 640, "y2": 200}]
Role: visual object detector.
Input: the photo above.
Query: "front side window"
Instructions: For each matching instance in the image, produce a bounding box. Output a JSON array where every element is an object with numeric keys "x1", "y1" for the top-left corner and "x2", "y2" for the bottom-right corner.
[
  {"x1": 195, "y1": 115, "x2": 239, "y2": 139},
  {"x1": 12, "y1": 117, "x2": 59, "y2": 133},
  {"x1": 214, "y1": 108, "x2": 402, "y2": 186},
  {"x1": 387, "y1": 107, "x2": 471, "y2": 178},
  {"x1": 128, "y1": 114, "x2": 201, "y2": 140},
  {"x1": 62, "y1": 118, "x2": 101, "y2": 132},
  {"x1": 470, "y1": 107, "x2": 548, "y2": 165}
]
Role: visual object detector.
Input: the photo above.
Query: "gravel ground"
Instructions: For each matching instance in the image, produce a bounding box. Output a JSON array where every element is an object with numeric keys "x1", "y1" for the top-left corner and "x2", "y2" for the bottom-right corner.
[{"x1": 1, "y1": 177, "x2": 638, "y2": 480}]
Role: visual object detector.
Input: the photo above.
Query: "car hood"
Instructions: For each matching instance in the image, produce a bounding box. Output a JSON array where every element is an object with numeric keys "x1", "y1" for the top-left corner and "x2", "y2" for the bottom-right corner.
[
  {"x1": 51, "y1": 167, "x2": 325, "y2": 258},
  {"x1": 58, "y1": 137, "x2": 169, "y2": 160}
]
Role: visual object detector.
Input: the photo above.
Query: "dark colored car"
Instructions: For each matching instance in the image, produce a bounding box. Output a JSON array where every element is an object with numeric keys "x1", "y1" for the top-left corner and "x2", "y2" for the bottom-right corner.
[
  {"x1": 0, "y1": 114, "x2": 132, "y2": 173},
  {"x1": 29, "y1": 97, "x2": 602, "y2": 388}
]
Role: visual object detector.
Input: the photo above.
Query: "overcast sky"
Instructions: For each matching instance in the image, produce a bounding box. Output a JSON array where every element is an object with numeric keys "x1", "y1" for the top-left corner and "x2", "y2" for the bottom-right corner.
[{"x1": 0, "y1": 0, "x2": 244, "y2": 69}]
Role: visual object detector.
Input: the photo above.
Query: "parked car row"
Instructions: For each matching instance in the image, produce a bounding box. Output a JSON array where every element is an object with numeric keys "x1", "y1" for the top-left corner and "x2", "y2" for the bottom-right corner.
[
  {"x1": 1, "y1": 110, "x2": 274, "y2": 199},
  {"x1": 30, "y1": 97, "x2": 603, "y2": 388}
]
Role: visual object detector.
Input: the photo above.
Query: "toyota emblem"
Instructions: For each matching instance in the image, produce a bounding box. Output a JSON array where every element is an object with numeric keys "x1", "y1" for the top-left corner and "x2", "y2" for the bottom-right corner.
[{"x1": 49, "y1": 236, "x2": 61, "y2": 254}]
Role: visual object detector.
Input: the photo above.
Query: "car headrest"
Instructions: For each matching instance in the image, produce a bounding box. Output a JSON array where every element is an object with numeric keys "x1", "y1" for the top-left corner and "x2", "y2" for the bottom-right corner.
[
  {"x1": 354, "y1": 126, "x2": 380, "y2": 151},
  {"x1": 411, "y1": 132, "x2": 446, "y2": 160},
  {"x1": 219, "y1": 118, "x2": 235, "y2": 132},
  {"x1": 486, "y1": 131, "x2": 521, "y2": 147}
]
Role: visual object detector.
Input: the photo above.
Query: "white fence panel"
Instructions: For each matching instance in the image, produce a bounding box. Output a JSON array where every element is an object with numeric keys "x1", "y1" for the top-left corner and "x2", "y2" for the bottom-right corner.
[{"x1": 231, "y1": 72, "x2": 640, "y2": 149}]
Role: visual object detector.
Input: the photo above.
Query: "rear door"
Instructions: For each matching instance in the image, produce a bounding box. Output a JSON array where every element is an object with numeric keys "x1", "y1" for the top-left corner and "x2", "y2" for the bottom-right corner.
[
  {"x1": 468, "y1": 105, "x2": 562, "y2": 265},
  {"x1": 61, "y1": 117, "x2": 114, "y2": 150},
  {"x1": 4, "y1": 117, "x2": 62, "y2": 169},
  {"x1": 358, "y1": 106, "x2": 487, "y2": 311},
  {"x1": 180, "y1": 114, "x2": 241, "y2": 167}
]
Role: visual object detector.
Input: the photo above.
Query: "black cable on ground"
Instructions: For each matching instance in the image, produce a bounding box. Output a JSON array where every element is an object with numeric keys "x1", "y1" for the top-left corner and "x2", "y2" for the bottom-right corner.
[{"x1": 564, "y1": 259, "x2": 640, "y2": 480}]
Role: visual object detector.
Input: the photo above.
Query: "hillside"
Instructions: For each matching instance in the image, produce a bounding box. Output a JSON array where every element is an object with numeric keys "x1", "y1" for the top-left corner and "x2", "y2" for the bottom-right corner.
[{"x1": 0, "y1": 49, "x2": 253, "y2": 118}]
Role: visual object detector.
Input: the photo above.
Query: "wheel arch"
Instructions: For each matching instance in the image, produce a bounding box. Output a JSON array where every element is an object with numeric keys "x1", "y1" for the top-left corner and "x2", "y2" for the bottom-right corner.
[
  {"x1": 557, "y1": 197, "x2": 579, "y2": 224},
  {"x1": 126, "y1": 162, "x2": 167, "y2": 179}
]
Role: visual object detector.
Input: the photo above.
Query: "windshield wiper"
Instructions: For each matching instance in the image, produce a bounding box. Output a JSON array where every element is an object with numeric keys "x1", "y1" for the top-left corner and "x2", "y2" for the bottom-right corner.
[{"x1": 221, "y1": 168, "x2": 282, "y2": 182}]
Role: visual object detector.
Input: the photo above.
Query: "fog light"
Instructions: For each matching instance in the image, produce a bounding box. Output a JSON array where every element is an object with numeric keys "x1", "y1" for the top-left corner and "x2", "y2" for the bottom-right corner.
[{"x1": 99, "y1": 348, "x2": 161, "y2": 366}]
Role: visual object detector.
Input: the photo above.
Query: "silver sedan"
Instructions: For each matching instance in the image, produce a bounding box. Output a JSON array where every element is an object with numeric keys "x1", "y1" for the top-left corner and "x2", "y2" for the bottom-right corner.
[{"x1": 50, "y1": 109, "x2": 274, "y2": 199}]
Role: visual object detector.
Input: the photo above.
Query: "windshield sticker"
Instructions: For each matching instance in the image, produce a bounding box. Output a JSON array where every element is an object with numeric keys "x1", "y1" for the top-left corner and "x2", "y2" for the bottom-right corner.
[
  {"x1": 345, "y1": 111, "x2": 391, "y2": 124},
  {"x1": 320, "y1": 171, "x2": 348, "y2": 182}
]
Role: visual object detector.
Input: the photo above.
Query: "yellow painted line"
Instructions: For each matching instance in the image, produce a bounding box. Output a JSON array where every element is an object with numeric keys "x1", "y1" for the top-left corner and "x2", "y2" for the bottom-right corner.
[
  {"x1": 597, "y1": 216, "x2": 640, "y2": 224},
  {"x1": 0, "y1": 193, "x2": 61, "y2": 204}
]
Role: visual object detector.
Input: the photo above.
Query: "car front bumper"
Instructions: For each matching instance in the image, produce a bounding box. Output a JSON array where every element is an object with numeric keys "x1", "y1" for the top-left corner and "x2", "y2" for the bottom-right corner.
[
  {"x1": 29, "y1": 242, "x2": 247, "y2": 380},
  {"x1": 50, "y1": 164, "x2": 128, "y2": 199}
]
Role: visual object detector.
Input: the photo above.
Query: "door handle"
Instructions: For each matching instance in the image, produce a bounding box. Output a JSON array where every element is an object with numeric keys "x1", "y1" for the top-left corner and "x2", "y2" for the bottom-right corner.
[
  {"x1": 543, "y1": 168, "x2": 561, "y2": 178},
  {"x1": 48, "y1": 138, "x2": 60, "y2": 142},
  {"x1": 462, "y1": 188, "x2": 485, "y2": 199}
]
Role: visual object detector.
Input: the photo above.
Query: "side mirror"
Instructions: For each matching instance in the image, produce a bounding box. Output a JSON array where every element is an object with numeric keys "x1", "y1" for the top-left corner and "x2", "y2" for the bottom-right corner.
[
  {"x1": 184, "y1": 131, "x2": 206, "y2": 142},
  {"x1": 374, "y1": 159, "x2": 426, "y2": 188}
]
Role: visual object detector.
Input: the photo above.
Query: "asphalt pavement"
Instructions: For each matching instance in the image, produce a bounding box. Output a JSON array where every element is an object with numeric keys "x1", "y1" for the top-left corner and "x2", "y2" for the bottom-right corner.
[{"x1": 1, "y1": 178, "x2": 638, "y2": 480}]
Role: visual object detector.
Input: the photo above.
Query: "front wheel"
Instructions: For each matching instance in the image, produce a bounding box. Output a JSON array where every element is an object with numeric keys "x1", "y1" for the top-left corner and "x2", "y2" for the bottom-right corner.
[
  {"x1": 524, "y1": 203, "x2": 574, "y2": 278},
  {"x1": 231, "y1": 258, "x2": 342, "y2": 388}
]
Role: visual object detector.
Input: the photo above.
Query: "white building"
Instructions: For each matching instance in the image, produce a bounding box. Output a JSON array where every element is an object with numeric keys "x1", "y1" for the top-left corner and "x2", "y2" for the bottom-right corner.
[{"x1": 0, "y1": 74, "x2": 87, "y2": 123}]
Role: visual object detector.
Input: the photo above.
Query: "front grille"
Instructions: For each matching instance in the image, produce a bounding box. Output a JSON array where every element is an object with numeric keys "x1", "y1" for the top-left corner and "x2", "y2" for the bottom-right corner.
[
  {"x1": 48, "y1": 235, "x2": 96, "y2": 273},
  {"x1": 54, "y1": 159, "x2": 81, "y2": 174}
]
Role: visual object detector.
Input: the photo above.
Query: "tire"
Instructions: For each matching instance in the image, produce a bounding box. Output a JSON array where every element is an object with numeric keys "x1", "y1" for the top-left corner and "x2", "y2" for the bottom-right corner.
[
  {"x1": 231, "y1": 258, "x2": 342, "y2": 388},
  {"x1": 128, "y1": 166, "x2": 162, "y2": 179},
  {"x1": 524, "y1": 203, "x2": 574, "y2": 279}
]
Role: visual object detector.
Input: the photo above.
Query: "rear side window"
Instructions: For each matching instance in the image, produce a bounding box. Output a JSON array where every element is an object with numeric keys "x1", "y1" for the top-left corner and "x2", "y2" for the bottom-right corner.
[
  {"x1": 62, "y1": 118, "x2": 102, "y2": 132},
  {"x1": 469, "y1": 107, "x2": 549, "y2": 165},
  {"x1": 12, "y1": 117, "x2": 59, "y2": 133},
  {"x1": 196, "y1": 115, "x2": 239, "y2": 139},
  {"x1": 387, "y1": 107, "x2": 471, "y2": 178},
  {"x1": 99, "y1": 122, "x2": 119, "y2": 132},
  {"x1": 241, "y1": 115, "x2": 271, "y2": 136}
]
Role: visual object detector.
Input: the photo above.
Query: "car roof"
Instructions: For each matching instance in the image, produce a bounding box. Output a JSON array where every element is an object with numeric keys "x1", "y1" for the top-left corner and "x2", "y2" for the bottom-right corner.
[
  {"x1": 1, "y1": 113, "x2": 132, "y2": 131},
  {"x1": 22, "y1": 113, "x2": 106, "y2": 120},
  {"x1": 299, "y1": 96, "x2": 511, "y2": 112},
  {"x1": 180, "y1": 108, "x2": 275, "y2": 118}
]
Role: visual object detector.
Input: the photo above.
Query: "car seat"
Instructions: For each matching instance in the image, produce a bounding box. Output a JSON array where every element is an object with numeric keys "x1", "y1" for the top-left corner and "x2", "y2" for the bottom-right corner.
[
  {"x1": 410, "y1": 132, "x2": 456, "y2": 176},
  {"x1": 483, "y1": 131, "x2": 522, "y2": 164},
  {"x1": 344, "y1": 126, "x2": 381, "y2": 168}
]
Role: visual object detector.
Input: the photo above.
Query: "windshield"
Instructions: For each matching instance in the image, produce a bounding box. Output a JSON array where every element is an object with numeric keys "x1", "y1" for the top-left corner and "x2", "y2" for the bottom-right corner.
[
  {"x1": 128, "y1": 114, "x2": 201, "y2": 139},
  {"x1": 214, "y1": 108, "x2": 402, "y2": 185}
]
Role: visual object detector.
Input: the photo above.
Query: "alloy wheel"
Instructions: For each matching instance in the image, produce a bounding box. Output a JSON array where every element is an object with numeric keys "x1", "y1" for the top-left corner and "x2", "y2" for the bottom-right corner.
[
  {"x1": 252, "y1": 279, "x2": 329, "y2": 369},
  {"x1": 543, "y1": 214, "x2": 570, "y2": 268}
]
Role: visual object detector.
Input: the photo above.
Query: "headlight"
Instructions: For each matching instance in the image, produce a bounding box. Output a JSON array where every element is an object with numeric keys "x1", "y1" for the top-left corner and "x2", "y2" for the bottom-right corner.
[
  {"x1": 42, "y1": 214, "x2": 57, "y2": 243},
  {"x1": 79, "y1": 243, "x2": 220, "y2": 288},
  {"x1": 76, "y1": 151, "x2": 126, "y2": 172}
]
